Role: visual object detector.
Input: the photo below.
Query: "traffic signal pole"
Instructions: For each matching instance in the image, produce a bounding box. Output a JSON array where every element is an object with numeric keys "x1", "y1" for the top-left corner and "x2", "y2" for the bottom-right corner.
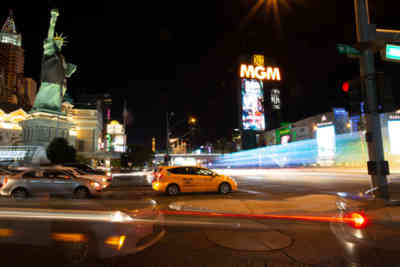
[{"x1": 354, "y1": 0, "x2": 390, "y2": 199}]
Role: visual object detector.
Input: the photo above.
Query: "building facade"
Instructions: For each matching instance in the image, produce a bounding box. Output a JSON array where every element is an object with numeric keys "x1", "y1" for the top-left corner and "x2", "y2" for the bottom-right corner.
[
  {"x1": 65, "y1": 103, "x2": 103, "y2": 154},
  {"x1": 0, "y1": 10, "x2": 36, "y2": 109},
  {"x1": 0, "y1": 107, "x2": 27, "y2": 146},
  {"x1": 169, "y1": 137, "x2": 187, "y2": 154},
  {"x1": 106, "y1": 120, "x2": 126, "y2": 152}
]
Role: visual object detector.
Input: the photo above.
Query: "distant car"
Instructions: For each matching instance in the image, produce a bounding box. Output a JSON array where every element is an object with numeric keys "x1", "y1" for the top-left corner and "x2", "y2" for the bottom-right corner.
[
  {"x1": 0, "y1": 168, "x2": 109, "y2": 199},
  {"x1": 152, "y1": 166, "x2": 238, "y2": 195}
]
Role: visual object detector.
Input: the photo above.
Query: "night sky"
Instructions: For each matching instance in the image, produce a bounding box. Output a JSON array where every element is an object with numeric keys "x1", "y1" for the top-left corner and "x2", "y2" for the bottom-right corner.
[{"x1": 3, "y1": 1, "x2": 400, "y2": 150}]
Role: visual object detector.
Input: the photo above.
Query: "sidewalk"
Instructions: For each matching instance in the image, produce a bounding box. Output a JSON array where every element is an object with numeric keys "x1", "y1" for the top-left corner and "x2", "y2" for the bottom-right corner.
[
  {"x1": 168, "y1": 194, "x2": 400, "y2": 252},
  {"x1": 168, "y1": 194, "x2": 340, "y2": 252}
]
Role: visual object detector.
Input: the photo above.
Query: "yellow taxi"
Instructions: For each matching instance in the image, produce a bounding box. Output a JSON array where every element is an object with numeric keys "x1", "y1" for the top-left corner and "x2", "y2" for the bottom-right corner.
[{"x1": 152, "y1": 166, "x2": 238, "y2": 195}]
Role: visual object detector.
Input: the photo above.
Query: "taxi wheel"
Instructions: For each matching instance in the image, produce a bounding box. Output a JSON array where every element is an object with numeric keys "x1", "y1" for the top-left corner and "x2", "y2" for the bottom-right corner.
[
  {"x1": 219, "y1": 183, "x2": 231, "y2": 194},
  {"x1": 166, "y1": 184, "x2": 180, "y2": 196}
]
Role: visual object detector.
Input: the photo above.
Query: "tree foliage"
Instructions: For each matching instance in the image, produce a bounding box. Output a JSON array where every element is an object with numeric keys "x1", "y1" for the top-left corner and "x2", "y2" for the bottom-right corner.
[{"x1": 46, "y1": 137, "x2": 76, "y2": 164}]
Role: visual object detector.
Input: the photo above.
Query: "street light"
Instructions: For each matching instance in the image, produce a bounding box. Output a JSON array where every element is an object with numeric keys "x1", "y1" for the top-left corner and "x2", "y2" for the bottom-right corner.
[
  {"x1": 241, "y1": 0, "x2": 294, "y2": 31},
  {"x1": 188, "y1": 117, "x2": 197, "y2": 125}
]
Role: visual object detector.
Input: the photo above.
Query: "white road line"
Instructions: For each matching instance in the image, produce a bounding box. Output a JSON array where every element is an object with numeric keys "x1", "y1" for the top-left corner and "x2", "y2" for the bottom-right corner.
[{"x1": 238, "y1": 189, "x2": 265, "y2": 195}]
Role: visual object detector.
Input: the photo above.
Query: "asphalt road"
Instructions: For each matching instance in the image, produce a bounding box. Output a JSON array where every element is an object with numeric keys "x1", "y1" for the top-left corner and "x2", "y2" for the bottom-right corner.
[{"x1": 0, "y1": 169, "x2": 400, "y2": 267}]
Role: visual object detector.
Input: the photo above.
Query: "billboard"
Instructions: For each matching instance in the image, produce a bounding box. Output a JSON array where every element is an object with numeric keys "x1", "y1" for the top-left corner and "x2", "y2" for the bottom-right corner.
[
  {"x1": 113, "y1": 135, "x2": 125, "y2": 152},
  {"x1": 270, "y1": 88, "x2": 281, "y2": 110},
  {"x1": 280, "y1": 134, "x2": 291, "y2": 144},
  {"x1": 388, "y1": 120, "x2": 400, "y2": 155},
  {"x1": 107, "y1": 120, "x2": 123, "y2": 135},
  {"x1": 317, "y1": 124, "x2": 336, "y2": 159},
  {"x1": 275, "y1": 124, "x2": 296, "y2": 144},
  {"x1": 333, "y1": 108, "x2": 349, "y2": 134},
  {"x1": 241, "y1": 79, "x2": 266, "y2": 131}
]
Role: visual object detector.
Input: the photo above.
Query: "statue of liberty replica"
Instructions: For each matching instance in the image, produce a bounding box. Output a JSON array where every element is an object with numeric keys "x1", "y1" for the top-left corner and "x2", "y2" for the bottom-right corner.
[
  {"x1": 21, "y1": 8, "x2": 76, "y2": 155},
  {"x1": 31, "y1": 8, "x2": 77, "y2": 113}
]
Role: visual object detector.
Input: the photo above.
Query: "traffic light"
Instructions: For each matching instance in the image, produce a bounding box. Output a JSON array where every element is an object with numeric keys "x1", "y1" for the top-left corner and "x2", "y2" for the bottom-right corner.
[
  {"x1": 342, "y1": 77, "x2": 364, "y2": 115},
  {"x1": 343, "y1": 73, "x2": 395, "y2": 115}
]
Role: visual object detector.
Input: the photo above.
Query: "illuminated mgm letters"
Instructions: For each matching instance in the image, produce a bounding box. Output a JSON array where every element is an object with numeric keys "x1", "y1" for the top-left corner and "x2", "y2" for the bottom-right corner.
[{"x1": 240, "y1": 64, "x2": 281, "y2": 81}]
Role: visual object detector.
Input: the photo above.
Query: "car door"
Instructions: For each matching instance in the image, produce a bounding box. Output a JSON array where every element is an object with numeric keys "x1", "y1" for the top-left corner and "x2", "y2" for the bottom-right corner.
[
  {"x1": 45, "y1": 170, "x2": 76, "y2": 196},
  {"x1": 188, "y1": 167, "x2": 215, "y2": 192},
  {"x1": 23, "y1": 170, "x2": 52, "y2": 196},
  {"x1": 168, "y1": 167, "x2": 194, "y2": 192}
]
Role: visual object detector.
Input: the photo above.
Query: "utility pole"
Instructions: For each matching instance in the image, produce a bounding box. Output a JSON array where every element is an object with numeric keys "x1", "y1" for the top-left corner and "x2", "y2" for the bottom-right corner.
[{"x1": 354, "y1": 0, "x2": 389, "y2": 199}]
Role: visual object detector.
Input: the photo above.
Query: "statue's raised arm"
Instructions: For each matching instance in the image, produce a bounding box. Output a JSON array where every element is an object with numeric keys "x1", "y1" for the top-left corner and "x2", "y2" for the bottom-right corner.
[
  {"x1": 43, "y1": 9, "x2": 59, "y2": 56},
  {"x1": 47, "y1": 9, "x2": 59, "y2": 40}
]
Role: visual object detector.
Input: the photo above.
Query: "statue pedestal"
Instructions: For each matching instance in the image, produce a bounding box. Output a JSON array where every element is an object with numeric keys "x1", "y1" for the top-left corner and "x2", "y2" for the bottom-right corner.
[{"x1": 20, "y1": 112, "x2": 75, "y2": 163}]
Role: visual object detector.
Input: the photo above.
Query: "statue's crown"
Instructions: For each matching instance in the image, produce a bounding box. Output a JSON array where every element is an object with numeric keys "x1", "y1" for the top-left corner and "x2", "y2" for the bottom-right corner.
[{"x1": 53, "y1": 32, "x2": 68, "y2": 46}]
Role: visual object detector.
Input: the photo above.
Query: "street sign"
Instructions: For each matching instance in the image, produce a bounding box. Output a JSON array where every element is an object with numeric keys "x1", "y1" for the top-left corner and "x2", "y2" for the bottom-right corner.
[
  {"x1": 383, "y1": 44, "x2": 400, "y2": 62},
  {"x1": 337, "y1": 44, "x2": 360, "y2": 58}
]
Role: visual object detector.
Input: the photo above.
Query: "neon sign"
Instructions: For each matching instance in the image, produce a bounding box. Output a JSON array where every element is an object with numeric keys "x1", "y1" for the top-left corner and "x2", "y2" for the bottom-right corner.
[{"x1": 240, "y1": 64, "x2": 281, "y2": 81}]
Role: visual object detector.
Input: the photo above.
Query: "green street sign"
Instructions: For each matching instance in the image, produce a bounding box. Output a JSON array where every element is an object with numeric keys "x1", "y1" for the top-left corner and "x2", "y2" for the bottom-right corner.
[
  {"x1": 385, "y1": 44, "x2": 400, "y2": 61},
  {"x1": 337, "y1": 44, "x2": 361, "y2": 57}
]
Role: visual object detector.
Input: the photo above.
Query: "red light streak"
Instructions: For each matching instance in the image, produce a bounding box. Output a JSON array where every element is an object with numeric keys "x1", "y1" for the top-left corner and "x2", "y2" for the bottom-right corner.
[
  {"x1": 346, "y1": 212, "x2": 367, "y2": 229},
  {"x1": 160, "y1": 210, "x2": 363, "y2": 226}
]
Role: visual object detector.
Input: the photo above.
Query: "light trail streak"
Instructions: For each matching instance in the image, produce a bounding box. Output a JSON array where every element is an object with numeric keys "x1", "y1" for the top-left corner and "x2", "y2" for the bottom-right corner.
[
  {"x1": 161, "y1": 209, "x2": 350, "y2": 223},
  {"x1": 160, "y1": 210, "x2": 366, "y2": 228},
  {"x1": 211, "y1": 132, "x2": 371, "y2": 169},
  {"x1": 0, "y1": 208, "x2": 367, "y2": 230},
  {"x1": 0, "y1": 208, "x2": 133, "y2": 222}
]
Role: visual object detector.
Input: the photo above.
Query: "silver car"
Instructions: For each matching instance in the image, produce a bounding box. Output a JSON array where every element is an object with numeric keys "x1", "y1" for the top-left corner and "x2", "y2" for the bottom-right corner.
[
  {"x1": 0, "y1": 168, "x2": 109, "y2": 199},
  {"x1": 0, "y1": 199, "x2": 165, "y2": 264},
  {"x1": 56, "y1": 166, "x2": 112, "y2": 184}
]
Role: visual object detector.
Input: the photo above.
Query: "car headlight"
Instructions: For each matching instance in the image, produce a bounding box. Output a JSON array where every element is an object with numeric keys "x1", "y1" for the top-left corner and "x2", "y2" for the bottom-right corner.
[
  {"x1": 90, "y1": 182, "x2": 101, "y2": 189},
  {"x1": 110, "y1": 211, "x2": 133, "y2": 222}
]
